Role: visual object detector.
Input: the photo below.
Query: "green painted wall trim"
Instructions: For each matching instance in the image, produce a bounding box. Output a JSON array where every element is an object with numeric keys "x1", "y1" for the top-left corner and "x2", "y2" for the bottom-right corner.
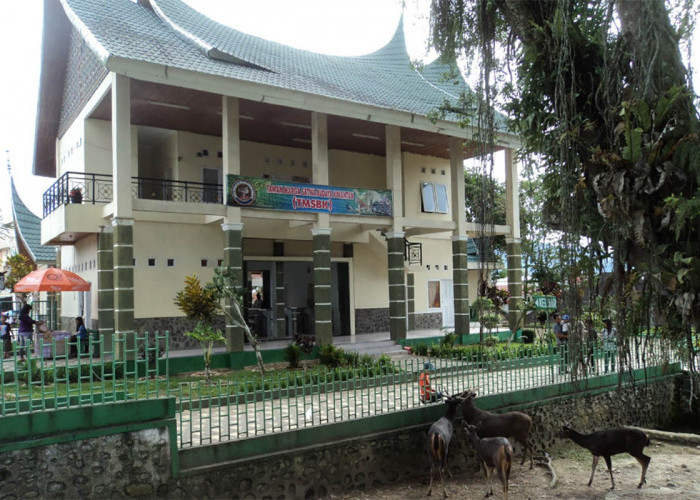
[{"x1": 0, "y1": 397, "x2": 175, "y2": 443}]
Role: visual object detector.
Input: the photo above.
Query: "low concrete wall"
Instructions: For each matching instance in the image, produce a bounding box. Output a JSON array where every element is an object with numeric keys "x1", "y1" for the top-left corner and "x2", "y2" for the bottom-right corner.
[
  {"x1": 167, "y1": 373, "x2": 683, "y2": 499},
  {"x1": 0, "y1": 372, "x2": 687, "y2": 498},
  {"x1": 0, "y1": 399, "x2": 176, "y2": 498}
]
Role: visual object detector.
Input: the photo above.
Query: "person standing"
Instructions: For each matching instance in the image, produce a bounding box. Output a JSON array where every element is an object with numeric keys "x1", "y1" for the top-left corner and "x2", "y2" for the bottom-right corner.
[
  {"x1": 585, "y1": 318, "x2": 598, "y2": 374},
  {"x1": 553, "y1": 314, "x2": 569, "y2": 373},
  {"x1": 71, "y1": 316, "x2": 89, "y2": 357},
  {"x1": 418, "y1": 362, "x2": 442, "y2": 403},
  {"x1": 1, "y1": 314, "x2": 12, "y2": 359},
  {"x1": 601, "y1": 318, "x2": 617, "y2": 373},
  {"x1": 17, "y1": 304, "x2": 36, "y2": 362}
]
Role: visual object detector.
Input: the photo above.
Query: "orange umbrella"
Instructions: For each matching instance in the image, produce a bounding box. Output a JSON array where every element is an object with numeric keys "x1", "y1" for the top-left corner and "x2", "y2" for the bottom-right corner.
[{"x1": 13, "y1": 268, "x2": 91, "y2": 292}]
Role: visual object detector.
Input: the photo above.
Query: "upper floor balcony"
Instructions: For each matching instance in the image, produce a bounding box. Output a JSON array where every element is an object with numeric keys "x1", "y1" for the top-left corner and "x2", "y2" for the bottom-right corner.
[{"x1": 43, "y1": 171, "x2": 223, "y2": 217}]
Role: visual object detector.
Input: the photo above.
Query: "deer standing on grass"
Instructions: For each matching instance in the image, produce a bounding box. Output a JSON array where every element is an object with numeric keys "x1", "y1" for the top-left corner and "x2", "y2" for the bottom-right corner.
[
  {"x1": 464, "y1": 423, "x2": 513, "y2": 499},
  {"x1": 557, "y1": 424, "x2": 651, "y2": 489},
  {"x1": 461, "y1": 389, "x2": 534, "y2": 468},
  {"x1": 426, "y1": 392, "x2": 463, "y2": 497}
]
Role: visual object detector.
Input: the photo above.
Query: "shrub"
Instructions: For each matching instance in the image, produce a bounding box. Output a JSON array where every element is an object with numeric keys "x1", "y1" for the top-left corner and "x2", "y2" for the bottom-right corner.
[
  {"x1": 412, "y1": 343, "x2": 429, "y2": 356},
  {"x1": 484, "y1": 335, "x2": 500, "y2": 347},
  {"x1": 521, "y1": 329, "x2": 535, "y2": 344},
  {"x1": 318, "y1": 344, "x2": 343, "y2": 368},
  {"x1": 284, "y1": 342, "x2": 302, "y2": 369},
  {"x1": 440, "y1": 331, "x2": 457, "y2": 348}
]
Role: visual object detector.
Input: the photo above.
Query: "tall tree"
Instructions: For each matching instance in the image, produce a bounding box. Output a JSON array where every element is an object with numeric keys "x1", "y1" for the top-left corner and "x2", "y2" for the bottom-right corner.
[{"x1": 430, "y1": 0, "x2": 700, "y2": 368}]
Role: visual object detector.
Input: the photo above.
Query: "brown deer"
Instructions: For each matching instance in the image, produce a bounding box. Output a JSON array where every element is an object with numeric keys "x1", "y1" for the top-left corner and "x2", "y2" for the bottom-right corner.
[
  {"x1": 557, "y1": 424, "x2": 651, "y2": 489},
  {"x1": 461, "y1": 389, "x2": 534, "y2": 468},
  {"x1": 464, "y1": 423, "x2": 514, "y2": 499}
]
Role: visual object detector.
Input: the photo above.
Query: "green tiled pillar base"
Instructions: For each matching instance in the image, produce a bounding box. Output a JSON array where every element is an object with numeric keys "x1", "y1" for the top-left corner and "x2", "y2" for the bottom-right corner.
[
  {"x1": 507, "y1": 238, "x2": 524, "y2": 334},
  {"x1": 112, "y1": 218, "x2": 134, "y2": 359},
  {"x1": 407, "y1": 273, "x2": 415, "y2": 332},
  {"x1": 312, "y1": 228, "x2": 332, "y2": 346},
  {"x1": 223, "y1": 223, "x2": 244, "y2": 352},
  {"x1": 452, "y1": 236, "x2": 470, "y2": 335},
  {"x1": 98, "y1": 226, "x2": 115, "y2": 354},
  {"x1": 275, "y1": 262, "x2": 286, "y2": 339},
  {"x1": 386, "y1": 232, "x2": 406, "y2": 341}
]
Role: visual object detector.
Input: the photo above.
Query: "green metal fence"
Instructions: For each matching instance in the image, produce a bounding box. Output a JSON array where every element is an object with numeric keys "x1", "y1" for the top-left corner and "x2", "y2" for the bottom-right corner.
[
  {"x1": 0, "y1": 331, "x2": 169, "y2": 415},
  {"x1": 173, "y1": 339, "x2": 680, "y2": 448}
]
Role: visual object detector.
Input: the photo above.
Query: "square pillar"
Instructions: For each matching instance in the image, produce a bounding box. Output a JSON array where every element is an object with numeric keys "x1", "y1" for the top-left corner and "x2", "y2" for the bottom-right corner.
[
  {"x1": 507, "y1": 237, "x2": 524, "y2": 334},
  {"x1": 98, "y1": 226, "x2": 114, "y2": 353},
  {"x1": 386, "y1": 231, "x2": 406, "y2": 341},
  {"x1": 312, "y1": 227, "x2": 332, "y2": 346},
  {"x1": 452, "y1": 235, "x2": 471, "y2": 335},
  {"x1": 112, "y1": 218, "x2": 134, "y2": 359},
  {"x1": 222, "y1": 222, "x2": 244, "y2": 351}
]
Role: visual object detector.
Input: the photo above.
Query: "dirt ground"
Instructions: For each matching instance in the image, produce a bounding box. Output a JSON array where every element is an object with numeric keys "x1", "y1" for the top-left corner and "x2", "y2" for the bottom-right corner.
[{"x1": 323, "y1": 439, "x2": 700, "y2": 499}]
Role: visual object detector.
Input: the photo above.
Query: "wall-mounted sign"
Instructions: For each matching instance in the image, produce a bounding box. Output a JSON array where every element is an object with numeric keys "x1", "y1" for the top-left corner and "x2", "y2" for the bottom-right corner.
[
  {"x1": 226, "y1": 175, "x2": 392, "y2": 217},
  {"x1": 533, "y1": 295, "x2": 557, "y2": 311}
]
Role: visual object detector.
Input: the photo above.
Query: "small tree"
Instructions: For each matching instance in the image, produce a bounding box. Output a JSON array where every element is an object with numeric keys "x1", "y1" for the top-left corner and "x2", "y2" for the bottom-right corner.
[
  {"x1": 208, "y1": 267, "x2": 266, "y2": 374},
  {"x1": 187, "y1": 322, "x2": 227, "y2": 381},
  {"x1": 174, "y1": 275, "x2": 228, "y2": 380},
  {"x1": 4, "y1": 254, "x2": 34, "y2": 303}
]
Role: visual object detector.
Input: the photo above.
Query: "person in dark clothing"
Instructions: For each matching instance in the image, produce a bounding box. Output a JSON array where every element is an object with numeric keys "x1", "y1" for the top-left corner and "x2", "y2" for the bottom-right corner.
[
  {"x1": 71, "y1": 316, "x2": 89, "y2": 357},
  {"x1": 17, "y1": 304, "x2": 36, "y2": 362},
  {"x1": 1, "y1": 314, "x2": 12, "y2": 359}
]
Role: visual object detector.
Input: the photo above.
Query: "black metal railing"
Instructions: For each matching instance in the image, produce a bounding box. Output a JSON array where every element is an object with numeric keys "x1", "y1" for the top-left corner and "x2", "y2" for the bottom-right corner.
[
  {"x1": 133, "y1": 176, "x2": 223, "y2": 204},
  {"x1": 43, "y1": 172, "x2": 224, "y2": 216},
  {"x1": 42, "y1": 172, "x2": 113, "y2": 217}
]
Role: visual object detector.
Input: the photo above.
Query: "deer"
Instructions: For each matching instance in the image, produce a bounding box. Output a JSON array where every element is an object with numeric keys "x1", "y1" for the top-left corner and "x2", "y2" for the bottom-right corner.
[
  {"x1": 464, "y1": 423, "x2": 514, "y2": 499},
  {"x1": 426, "y1": 392, "x2": 464, "y2": 497},
  {"x1": 461, "y1": 389, "x2": 534, "y2": 468},
  {"x1": 557, "y1": 424, "x2": 651, "y2": 490}
]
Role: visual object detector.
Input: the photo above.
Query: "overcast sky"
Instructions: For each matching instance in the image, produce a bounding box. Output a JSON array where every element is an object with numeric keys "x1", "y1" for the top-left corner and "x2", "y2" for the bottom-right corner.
[{"x1": 0, "y1": 0, "x2": 697, "y2": 220}]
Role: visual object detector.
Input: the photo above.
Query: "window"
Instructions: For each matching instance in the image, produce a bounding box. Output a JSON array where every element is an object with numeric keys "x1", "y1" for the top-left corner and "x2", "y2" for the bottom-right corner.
[
  {"x1": 428, "y1": 280, "x2": 441, "y2": 308},
  {"x1": 201, "y1": 259, "x2": 208, "y2": 267},
  {"x1": 167, "y1": 259, "x2": 175, "y2": 267},
  {"x1": 421, "y1": 182, "x2": 449, "y2": 214},
  {"x1": 148, "y1": 258, "x2": 156, "y2": 267}
]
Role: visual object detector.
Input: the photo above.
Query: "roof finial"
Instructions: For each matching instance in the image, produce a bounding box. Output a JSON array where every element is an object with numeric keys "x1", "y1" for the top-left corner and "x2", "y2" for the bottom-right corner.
[{"x1": 5, "y1": 150, "x2": 10, "y2": 176}]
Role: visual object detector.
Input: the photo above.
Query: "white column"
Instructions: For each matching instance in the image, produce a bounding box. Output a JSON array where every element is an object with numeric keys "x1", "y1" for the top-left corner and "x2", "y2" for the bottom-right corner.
[
  {"x1": 385, "y1": 124, "x2": 403, "y2": 230},
  {"x1": 450, "y1": 136, "x2": 466, "y2": 235},
  {"x1": 222, "y1": 95, "x2": 241, "y2": 222},
  {"x1": 111, "y1": 73, "x2": 132, "y2": 219},
  {"x1": 312, "y1": 112, "x2": 330, "y2": 228},
  {"x1": 504, "y1": 148, "x2": 520, "y2": 238}
]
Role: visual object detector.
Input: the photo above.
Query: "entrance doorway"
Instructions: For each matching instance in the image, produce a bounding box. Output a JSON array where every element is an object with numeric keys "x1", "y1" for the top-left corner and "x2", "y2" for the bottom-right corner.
[{"x1": 245, "y1": 259, "x2": 352, "y2": 339}]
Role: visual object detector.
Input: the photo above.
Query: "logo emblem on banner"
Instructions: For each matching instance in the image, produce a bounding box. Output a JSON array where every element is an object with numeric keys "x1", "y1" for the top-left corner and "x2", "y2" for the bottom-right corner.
[{"x1": 231, "y1": 179, "x2": 256, "y2": 205}]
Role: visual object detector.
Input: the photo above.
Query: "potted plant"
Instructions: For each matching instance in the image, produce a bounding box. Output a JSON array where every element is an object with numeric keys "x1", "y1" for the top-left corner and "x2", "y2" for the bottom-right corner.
[{"x1": 69, "y1": 187, "x2": 83, "y2": 204}]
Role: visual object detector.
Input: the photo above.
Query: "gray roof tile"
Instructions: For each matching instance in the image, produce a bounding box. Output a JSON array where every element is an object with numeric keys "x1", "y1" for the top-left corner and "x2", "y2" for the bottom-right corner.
[{"x1": 61, "y1": 0, "x2": 499, "y2": 126}]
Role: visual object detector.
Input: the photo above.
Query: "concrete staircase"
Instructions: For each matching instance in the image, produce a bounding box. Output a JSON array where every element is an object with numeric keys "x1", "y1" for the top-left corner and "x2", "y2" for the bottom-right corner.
[{"x1": 336, "y1": 338, "x2": 407, "y2": 358}]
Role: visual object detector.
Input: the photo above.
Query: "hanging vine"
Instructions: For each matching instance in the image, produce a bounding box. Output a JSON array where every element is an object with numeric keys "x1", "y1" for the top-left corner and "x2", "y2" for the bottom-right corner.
[{"x1": 429, "y1": 0, "x2": 700, "y2": 380}]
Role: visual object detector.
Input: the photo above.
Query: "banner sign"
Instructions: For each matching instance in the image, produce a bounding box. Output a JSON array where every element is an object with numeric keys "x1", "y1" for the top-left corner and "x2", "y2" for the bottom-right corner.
[
  {"x1": 226, "y1": 175, "x2": 392, "y2": 217},
  {"x1": 533, "y1": 295, "x2": 557, "y2": 311}
]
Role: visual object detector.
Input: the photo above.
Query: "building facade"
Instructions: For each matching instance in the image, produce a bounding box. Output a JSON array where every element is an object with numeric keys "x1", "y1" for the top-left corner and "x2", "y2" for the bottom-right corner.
[{"x1": 34, "y1": 0, "x2": 522, "y2": 350}]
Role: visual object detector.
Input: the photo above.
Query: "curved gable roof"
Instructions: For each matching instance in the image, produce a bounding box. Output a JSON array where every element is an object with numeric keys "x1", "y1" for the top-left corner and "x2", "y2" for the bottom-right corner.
[
  {"x1": 60, "y1": 0, "x2": 479, "y2": 118},
  {"x1": 10, "y1": 176, "x2": 56, "y2": 265}
]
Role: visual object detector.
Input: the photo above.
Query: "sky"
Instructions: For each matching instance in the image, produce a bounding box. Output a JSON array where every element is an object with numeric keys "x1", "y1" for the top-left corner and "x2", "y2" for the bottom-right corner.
[{"x1": 0, "y1": 0, "x2": 698, "y2": 221}]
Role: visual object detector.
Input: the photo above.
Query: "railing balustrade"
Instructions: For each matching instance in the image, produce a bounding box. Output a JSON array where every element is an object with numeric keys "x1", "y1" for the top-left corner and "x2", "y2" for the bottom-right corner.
[{"x1": 42, "y1": 172, "x2": 223, "y2": 216}]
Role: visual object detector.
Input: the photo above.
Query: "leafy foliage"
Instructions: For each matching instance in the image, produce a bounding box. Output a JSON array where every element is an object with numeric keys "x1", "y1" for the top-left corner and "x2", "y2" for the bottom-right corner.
[
  {"x1": 185, "y1": 322, "x2": 227, "y2": 382},
  {"x1": 429, "y1": 0, "x2": 700, "y2": 372},
  {"x1": 4, "y1": 254, "x2": 33, "y2": 299},
  {"x1": 173, "y1": 275, "x2": 217, "y2": 323}
]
